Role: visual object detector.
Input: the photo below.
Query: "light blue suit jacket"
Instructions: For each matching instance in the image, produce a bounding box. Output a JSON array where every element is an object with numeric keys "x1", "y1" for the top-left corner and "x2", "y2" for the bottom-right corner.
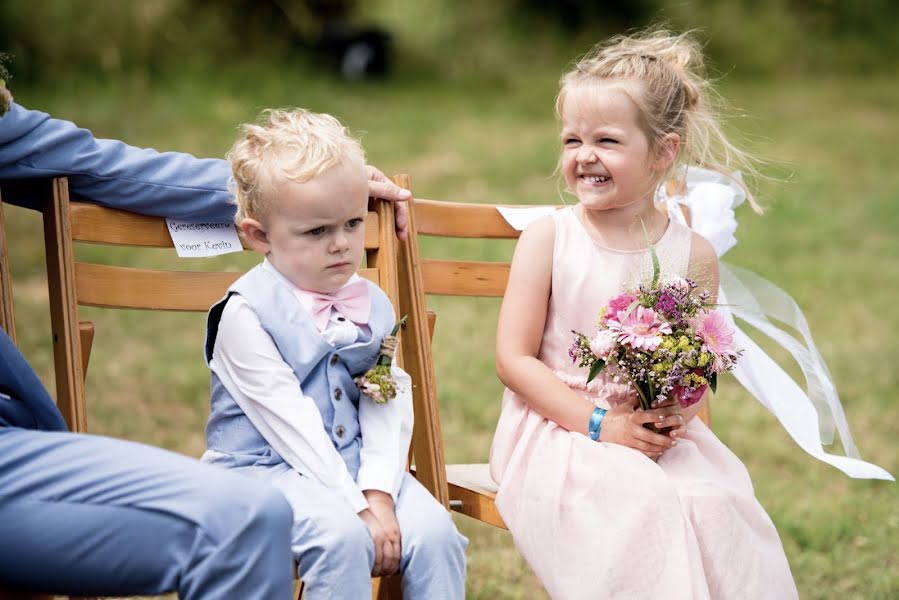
[
  {"x1": 0, "y1": 101, "x2": 235, "y2": 220},
  {"x1": 0, "y1": 101, "x2": 235, "y2": 429}
]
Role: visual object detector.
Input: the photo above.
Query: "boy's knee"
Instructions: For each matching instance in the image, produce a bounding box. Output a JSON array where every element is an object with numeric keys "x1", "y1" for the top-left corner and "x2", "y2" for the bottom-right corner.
[
  {"x1": 317, "y1": 511, "x2": 373, "y2": 564},
  {"x1": 403, "y1": 506, "x2": 466, "y2": 560}
]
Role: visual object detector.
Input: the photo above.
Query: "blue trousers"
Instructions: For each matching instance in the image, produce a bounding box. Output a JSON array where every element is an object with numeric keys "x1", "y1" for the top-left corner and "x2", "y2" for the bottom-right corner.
[
  {"x1": 0, "y1": 331, "x2": 295, "y2": 599},
  {"x1": 239, "y1": 465, "x2": 469, "y2": 599},
  {"x1": 0, "y1": 429, "x2": 295, "y2": 598}
]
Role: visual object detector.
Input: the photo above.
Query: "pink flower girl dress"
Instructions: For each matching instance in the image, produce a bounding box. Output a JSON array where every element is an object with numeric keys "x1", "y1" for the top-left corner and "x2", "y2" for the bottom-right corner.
[{"x1": 489, "y1": 206, "x2": 798, "y2": 599}]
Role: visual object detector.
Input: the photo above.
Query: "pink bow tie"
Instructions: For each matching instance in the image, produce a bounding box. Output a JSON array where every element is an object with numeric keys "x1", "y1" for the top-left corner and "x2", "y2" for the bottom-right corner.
[{"x1": 296, "y1": 279, "x2": 371, "y2": 332}]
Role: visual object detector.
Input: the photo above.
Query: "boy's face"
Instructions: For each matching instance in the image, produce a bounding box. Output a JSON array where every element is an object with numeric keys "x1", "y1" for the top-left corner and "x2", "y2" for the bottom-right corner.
[{"x1": 248, "y1": 161, "x2": 369, "y2": 294}]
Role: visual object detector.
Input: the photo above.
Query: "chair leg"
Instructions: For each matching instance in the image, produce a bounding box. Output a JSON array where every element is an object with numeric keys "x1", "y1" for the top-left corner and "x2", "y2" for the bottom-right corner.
[
  {"x1": 376, "y1": 574, "x2": 404, "y2": 599},
  {"x1": 0, "y1": 195, "x2": 16, "y2": 343}
]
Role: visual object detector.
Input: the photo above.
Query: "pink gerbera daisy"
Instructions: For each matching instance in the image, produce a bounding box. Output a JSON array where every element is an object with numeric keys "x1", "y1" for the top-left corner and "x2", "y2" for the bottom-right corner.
[
  {"x1": 691, "y1": 310, "x2": 735, "y2": 358},
  {"x1": 603, "y1": 292, "x2": 638, "y2": 323},
  {"x1": 609, "y1": 306, "x2": 672, "y2": 351}
]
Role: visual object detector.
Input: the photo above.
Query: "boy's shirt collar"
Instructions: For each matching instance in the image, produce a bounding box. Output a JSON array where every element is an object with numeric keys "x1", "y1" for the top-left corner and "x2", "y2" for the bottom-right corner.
[{"x1": 262, "y1": 259, "x2": 370, "y2": 331}]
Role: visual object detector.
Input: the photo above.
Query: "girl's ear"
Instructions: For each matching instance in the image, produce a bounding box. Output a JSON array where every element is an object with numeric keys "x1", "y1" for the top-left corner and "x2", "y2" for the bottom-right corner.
[
  {"x1": 240, "y1": 218, "x2": 271, "y2": 254},
  {"x1": 654, "y1": 133, "x2": 681, "y2": 173}
]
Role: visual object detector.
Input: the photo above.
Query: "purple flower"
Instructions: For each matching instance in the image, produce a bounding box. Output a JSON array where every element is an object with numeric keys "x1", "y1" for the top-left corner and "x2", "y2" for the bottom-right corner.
[{"x1": 655, "y1": 292, "x2": 679, "y2": 317}]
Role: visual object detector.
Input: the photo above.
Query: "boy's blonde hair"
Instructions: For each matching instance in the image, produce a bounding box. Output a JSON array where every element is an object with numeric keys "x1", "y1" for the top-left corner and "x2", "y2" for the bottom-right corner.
[
  {"x1": 557, "y1": 27, "x2": 761, "y2": 212},
  {"x1": 228, "y1": 108, "x2": 366, "y2": 223}
]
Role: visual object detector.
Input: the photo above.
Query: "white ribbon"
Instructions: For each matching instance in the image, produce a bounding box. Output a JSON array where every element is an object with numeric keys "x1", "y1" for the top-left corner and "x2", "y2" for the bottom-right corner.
[{"x1": 656, "y1": 167, "x2": 893, "y2": 480}]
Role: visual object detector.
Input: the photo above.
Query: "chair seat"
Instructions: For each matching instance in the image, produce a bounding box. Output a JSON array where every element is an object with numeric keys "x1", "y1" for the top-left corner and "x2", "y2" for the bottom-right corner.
[{"x1": 445, "y1": 463, "x2": 506, "y2": 529}]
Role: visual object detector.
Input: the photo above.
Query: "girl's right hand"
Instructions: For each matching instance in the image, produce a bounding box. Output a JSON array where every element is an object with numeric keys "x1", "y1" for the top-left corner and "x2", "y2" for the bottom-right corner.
[{"x1": 598, "y1": 402, "x2": 677, "y2": 460}]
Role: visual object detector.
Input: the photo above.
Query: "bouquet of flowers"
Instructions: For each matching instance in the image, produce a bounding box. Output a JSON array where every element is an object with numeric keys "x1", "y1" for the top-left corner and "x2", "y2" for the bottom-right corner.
[
  {"x1": 355, "y1": 316, "x2": 407, "y2": 404},
  {"x1": 569, "y1": 256, "x2": 739, "y2": 413}
]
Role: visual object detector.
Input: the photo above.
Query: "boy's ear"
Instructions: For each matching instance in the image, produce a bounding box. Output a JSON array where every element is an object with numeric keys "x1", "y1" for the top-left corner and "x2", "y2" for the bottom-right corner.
[
  {"x1": 654, "y1": 133, "x2": 681, "y2": 173},
  {"x1": 240, "y1": 218, "x2": 270, "y2": 254}
]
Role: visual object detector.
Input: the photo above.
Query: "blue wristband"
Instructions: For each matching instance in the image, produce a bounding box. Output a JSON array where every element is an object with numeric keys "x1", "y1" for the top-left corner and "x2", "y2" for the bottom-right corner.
[{"x1": 588, "y1": 407, "x2": 607, "y2": 441}]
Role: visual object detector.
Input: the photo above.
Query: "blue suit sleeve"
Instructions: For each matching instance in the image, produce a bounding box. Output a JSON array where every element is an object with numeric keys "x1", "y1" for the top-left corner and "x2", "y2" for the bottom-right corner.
[
  {"x1": 0, "y1": 102, "x2": 236, "y2": 221},
  {"x1": 0, "y1": 329, "x2": 67, "y2": 431}
]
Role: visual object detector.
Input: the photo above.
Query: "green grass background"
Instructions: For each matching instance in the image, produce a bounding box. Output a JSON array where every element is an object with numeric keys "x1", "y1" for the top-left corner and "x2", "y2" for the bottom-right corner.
[{"x1": 3, "y1": 3, "x2": 898, "y2": 598}]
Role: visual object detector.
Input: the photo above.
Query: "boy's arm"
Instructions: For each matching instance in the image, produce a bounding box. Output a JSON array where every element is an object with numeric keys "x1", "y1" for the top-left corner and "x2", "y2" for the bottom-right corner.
[
  {"x1": 357, "y1": 365, "x2": 414, "y2": 500},
  {"x1": 212, "y1": 297, "x2": 367, "y2": 513},
  {"x1": 0, "y1": 102, "x2": 235, "y2": 221}
]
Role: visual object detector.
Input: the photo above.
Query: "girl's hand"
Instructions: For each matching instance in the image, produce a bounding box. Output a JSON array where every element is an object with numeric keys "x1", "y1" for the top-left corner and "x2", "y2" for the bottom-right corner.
[
  {"x1": 598, "y1": 402, "x2": 677, "y2": 460},
  {"x1": 361, "y1": 490, "x2": 402, "y2": 576},
  {"x1": 650, "y1": 397, "x2": 687, "y2": 441}
]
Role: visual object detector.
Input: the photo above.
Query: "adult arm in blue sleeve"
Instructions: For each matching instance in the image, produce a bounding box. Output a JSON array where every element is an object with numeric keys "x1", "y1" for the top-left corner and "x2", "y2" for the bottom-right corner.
[{"x1": 0, "y1": 102, "x2": 236, "y2": 221}]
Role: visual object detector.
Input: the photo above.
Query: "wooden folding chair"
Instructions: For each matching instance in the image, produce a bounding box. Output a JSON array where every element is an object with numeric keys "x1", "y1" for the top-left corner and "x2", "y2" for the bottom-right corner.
[
  {"x1": 8, "y1": 176, "x2": 402, "y2": 600},
  {"x1": 395, "y1": 181, "x2": 711, "y2": 531}
]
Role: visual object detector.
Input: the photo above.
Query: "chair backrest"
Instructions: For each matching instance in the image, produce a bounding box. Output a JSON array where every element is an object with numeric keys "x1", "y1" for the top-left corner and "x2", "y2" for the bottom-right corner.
[{"x1": 37, "y1": 176, "x2": 399, "y2": 433}]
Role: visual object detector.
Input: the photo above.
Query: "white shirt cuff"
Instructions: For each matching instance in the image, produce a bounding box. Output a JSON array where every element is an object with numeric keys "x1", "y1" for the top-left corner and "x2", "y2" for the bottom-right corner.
[
  {"x1": 357, "y1": 456, "x2": 404, "y2": 501},
  {"x1": 337, "y1": 471, "x2": 369, "y2": 513}
]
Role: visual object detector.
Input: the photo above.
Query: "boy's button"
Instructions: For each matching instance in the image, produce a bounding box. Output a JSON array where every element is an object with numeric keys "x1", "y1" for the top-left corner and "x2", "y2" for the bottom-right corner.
[
  {"x1": 330, "y1": 354, "x2": 339, "y2": 366},
  {"x1": 335, "y1": 425, "x2": 346, "y2": 438},
  {"x1": 334, "y1": 388, "x2": 343, "y2": 401},
  {"x1": 337, "y1": 316, "x2": 346, "y2": 322}
]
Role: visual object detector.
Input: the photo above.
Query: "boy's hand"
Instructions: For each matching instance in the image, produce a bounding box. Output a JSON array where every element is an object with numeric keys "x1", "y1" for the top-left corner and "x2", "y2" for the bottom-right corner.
[
  {"x1": 363, "y1": 489, "x2": 402, "y2": 576},
  {"x1": 365, "y1": 165, "x2": 411, "y2": 241},
  {"x1": 357, "y1": 508, "x2": 391, "y2": 576}
]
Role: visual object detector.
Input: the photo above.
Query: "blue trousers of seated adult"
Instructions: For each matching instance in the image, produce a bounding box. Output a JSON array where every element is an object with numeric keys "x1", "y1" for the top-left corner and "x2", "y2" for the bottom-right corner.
[
  {"x1": 0, "y1": 332, "x2": 294, "y2": 599},
  {"x1": 237, "y1": 465, "x2": 468, "y2": 599}
]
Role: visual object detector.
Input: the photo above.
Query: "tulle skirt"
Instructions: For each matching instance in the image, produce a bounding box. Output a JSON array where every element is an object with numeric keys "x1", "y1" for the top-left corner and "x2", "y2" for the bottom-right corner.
[{"x1": 489, "y1": 388, "x2": 798, "y2": 600}]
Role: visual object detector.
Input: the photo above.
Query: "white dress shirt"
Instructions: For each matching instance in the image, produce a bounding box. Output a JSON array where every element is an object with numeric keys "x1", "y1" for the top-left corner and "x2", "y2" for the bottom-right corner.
[{"x1": 210, "y1": 266, "x2": 413, "y2": 513}]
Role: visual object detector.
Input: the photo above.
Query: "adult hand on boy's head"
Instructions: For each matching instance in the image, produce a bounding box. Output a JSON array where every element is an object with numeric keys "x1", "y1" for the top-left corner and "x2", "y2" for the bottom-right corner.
[
  {"x1": 366, "y1": 165, "x2": 411, "y2": 241},
  {"x1": 363, "y1": 489, "x2": 402, "y2": 576}
]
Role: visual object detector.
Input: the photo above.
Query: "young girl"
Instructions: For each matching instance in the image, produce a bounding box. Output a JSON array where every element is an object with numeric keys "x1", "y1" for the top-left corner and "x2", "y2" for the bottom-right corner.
[
  {"x1": 489, "y1": 30, "x2": 798, "y2": 599},
  {"x1": 201, "y1": 109, "x2": 467, "y2": 599}
]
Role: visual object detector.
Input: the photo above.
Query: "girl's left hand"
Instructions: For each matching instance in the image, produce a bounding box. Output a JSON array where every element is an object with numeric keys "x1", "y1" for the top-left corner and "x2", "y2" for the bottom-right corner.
[{"x1": 647, "y1": 398, "x2": 687, "y2": 442}]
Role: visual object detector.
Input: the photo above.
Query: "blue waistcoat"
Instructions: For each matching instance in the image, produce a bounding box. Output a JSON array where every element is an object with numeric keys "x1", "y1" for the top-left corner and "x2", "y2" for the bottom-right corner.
[{"x1": 203, "y1": 264, "x2": 396, "y2": 478}]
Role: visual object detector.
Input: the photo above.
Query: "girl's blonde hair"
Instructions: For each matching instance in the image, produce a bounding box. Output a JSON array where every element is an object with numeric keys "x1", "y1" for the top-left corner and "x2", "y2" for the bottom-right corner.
[
  {"x1": 228, "y1": 108, "x2": 366, "y2": 223},
  {"x1": 556, "y1": 27, "x2": 761, "y2": 212}
]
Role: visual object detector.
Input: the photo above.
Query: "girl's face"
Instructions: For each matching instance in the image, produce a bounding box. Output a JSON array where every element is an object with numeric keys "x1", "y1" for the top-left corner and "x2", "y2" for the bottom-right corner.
[{"x1": 560, "y1": 84, "x2": 663, "y2": 214}]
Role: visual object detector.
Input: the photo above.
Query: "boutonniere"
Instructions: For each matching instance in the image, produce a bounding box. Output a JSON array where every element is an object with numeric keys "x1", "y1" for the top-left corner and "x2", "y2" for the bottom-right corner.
[{"x1": 354, "y1": 316, "x2": 407, "y2": 404}]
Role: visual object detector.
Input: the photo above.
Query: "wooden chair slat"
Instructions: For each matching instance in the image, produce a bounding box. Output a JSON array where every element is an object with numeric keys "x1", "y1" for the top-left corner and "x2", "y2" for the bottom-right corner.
[
  {"x1": 394, "y1": 177, "x2": 450, "y2": 508},
  {"x1": 44, "y1": 179, "x2": 88, "y2": 433},
  {"x1": 74, "y1": 263, "x2": 243, "y2": 311},
  {"x1": 73, "y1": 263, "x2": 381, "y2": 311},
  {"x1": 70, "y1": 203, "x2": 381, "y2": 249},
  {"x1": 420, "y1": 259, "x2": 509, "y2": 297},
  {"x1": 415, "y1": 198, "x2": 527, "y2": 239}
]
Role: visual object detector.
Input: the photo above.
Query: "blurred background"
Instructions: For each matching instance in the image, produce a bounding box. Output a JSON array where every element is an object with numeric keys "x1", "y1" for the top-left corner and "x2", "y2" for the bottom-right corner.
[{"x1": 2, "y1": 1, "x2": 897, "y2": 598}]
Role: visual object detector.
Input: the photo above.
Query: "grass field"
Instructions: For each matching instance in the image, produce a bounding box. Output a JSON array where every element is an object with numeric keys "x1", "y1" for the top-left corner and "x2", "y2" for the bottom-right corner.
[{"x1": 5, "y1": 59, "x2": 898, "y2": 599}]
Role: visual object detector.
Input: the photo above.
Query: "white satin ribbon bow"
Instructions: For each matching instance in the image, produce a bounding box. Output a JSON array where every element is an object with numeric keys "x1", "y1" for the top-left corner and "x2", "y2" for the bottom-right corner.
[{"x1": 655, "y1": 167, "x2": 891, "y2": 480}]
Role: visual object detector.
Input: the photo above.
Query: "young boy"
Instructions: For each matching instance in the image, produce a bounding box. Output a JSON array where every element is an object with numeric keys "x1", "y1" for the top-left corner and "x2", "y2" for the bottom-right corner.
[{"x1": 201, "y1": 108, "x2": 467, "y2": 599}]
